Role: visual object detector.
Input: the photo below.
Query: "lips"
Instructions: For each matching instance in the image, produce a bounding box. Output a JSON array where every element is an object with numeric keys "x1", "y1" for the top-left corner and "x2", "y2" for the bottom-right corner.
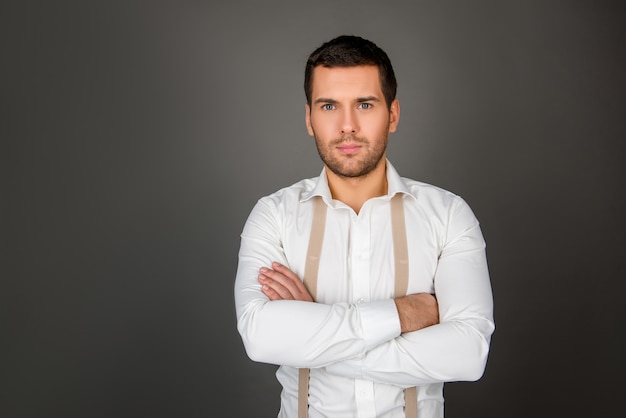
[{"x1": 337, "y1": 143, "x2": 362, "y2": 154}]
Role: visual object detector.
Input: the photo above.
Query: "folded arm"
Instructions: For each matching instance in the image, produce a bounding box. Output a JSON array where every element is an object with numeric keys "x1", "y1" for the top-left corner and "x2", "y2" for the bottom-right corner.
[
  {"x1": 259, "y1": 261, "x2": 438, "y2": 333},
  {"x1": 235, "y1": 199, "x2": 405, "y2": 368},
  {"x1": 235, "y1": 196, "x2": 494, "y2": 382},
  {"x1": 324, "y1": 203, "x2": 495, "y2": 386}
]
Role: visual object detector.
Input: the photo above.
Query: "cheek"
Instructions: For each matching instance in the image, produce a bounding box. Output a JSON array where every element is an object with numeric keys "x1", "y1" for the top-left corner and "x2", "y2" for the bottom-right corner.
[
  {"x1": 360, "y1": 118, "x2": 387, "y2": 137},
  {"x1": 310, "y1": 114, "x2": 336, "y2": 138}
]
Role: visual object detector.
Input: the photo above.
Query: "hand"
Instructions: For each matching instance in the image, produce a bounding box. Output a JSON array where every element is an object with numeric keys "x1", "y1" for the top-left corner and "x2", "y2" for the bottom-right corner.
[
  {"x1": 258, "y1": 262, "x2": 314, "y2": 302},
  {"x1": 394, "y1": 293, "x2": 439, "y2": 333}
]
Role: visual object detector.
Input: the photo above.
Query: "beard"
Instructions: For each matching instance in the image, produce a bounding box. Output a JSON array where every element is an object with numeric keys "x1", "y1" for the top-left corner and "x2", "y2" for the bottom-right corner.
[{"x1": 314, "y1": 133, "x2": 389, "y2": 179}]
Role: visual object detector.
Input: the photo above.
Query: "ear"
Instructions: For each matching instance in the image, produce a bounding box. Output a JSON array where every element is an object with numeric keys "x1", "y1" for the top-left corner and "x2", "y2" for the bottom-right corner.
[
  {"x1": 305, "y1": 103, "x2": 314, "y2": 136},
  {"x1": 388, "y1": 99, "x2": 400, "y2": 133}
]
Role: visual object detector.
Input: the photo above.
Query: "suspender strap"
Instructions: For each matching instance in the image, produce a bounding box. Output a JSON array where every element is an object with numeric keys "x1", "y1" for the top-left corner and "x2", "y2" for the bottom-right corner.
[
  {"x1": 391, "y1": 193, "x2": 418, "y2": 418},
  {"x1": 302, "y1": 196, "x2": 327, "y2": 300},
  {"x1": 299, "y1": 197, "x2": 326, "y2": 418},
  {"x1": 390, "y1": 193, "x2": 409, "y2": 298},
  {"x1": 298, "y1": 368, "x2": 310, "y2": 418},
  {"x1": 404, "y1": 386, "x2": 418, "y2": 418},
  {"x1": 299, "y1": 194, "x2": 417, "y2": 418}
]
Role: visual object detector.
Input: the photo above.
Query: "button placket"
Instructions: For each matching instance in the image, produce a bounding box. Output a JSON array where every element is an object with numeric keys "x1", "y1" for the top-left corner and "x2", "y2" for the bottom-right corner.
[{"x1": 350, "y1": 213, "x2": 371, "y2": 304}]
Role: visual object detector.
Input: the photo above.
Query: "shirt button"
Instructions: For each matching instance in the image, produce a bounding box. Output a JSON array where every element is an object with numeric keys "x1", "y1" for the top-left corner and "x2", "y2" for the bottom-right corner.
[{"x1": 355, "y1": 298, "x2": 364, "y2": 304}]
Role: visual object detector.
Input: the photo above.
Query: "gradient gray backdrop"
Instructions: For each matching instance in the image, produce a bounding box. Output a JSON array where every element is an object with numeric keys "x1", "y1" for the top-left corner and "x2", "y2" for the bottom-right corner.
[{"x1": 3, "y1": 1, "x2": 625, "y2": 417}]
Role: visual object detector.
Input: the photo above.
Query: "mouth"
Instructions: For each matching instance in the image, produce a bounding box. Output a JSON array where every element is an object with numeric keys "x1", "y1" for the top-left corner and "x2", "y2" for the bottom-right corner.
[{"x1": 336, "y1": 143, "x2": 362, "y2": 155}]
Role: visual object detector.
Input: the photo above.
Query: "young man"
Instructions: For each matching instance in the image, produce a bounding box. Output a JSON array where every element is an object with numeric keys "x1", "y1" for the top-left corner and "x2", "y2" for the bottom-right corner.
[{"x1": 234, "y1": 35, "x2": 494, "y2": 418}]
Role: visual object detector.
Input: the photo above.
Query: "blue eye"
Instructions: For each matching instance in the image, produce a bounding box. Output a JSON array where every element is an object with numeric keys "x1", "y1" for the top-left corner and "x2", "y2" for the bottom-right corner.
[
  {"x1": 359, "y1": 103, "x2": 372, "y2": 109},
  {"x1": 322, "y1": 104, "x2": 335, "y2": 111}
]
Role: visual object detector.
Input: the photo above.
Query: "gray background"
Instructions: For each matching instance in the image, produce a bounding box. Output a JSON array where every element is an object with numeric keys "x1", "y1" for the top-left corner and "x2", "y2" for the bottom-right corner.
[{"x1": 2, "y1": 1, "x2": 625, "y2": 417}]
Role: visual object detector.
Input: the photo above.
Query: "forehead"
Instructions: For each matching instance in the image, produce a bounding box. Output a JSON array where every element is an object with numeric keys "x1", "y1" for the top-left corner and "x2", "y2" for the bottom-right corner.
[{"x1": 311, "y1": 65, "x2": 383, "y2": 99}]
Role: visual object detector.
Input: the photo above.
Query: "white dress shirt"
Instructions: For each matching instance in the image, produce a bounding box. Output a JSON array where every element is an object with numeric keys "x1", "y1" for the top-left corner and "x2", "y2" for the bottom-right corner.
[{"x1": 234, "y1": 160, "x2": 495, "y2": 418}]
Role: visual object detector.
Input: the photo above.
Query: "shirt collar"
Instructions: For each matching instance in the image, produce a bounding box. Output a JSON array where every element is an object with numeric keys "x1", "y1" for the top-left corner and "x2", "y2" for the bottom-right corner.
[{"x1": 301, "y1": 159, "x2": 414, "y2": 203}]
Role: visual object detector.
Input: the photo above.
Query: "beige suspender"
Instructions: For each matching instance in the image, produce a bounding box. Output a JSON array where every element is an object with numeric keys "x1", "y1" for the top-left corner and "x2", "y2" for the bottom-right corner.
[
  {"x1": 302, "y1": 196, "x2": 327, "y2": 301},
  {"x1": 297, "y1": 368, "x2": 311, "y2": 418},
  {"x1": 390, "y1": 193, "x2": 409, "y2": 298},
  {"x1": 404, "y1": 386, "x2": 418, "y2": 418},
  {"x1": 298, "y1": 194, "x2": 417, "y2": 417},
  {"x1": 298, "y1": 196, "x2": 326, "y2": 418},
  {"x1": 390, "y1": 195, "x2": 418, "y2": 418}
]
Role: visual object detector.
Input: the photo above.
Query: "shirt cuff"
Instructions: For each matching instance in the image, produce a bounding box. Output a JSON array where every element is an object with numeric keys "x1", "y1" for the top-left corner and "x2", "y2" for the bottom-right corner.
[{"x1": 357, "y1": 299, "x2": 401, "y2": 351}]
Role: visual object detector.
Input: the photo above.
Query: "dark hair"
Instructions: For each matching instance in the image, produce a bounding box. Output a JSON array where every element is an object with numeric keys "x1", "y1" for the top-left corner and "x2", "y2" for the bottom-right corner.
[{"x1": 304, "y1": 35, "x2": 397, "y2": 109}]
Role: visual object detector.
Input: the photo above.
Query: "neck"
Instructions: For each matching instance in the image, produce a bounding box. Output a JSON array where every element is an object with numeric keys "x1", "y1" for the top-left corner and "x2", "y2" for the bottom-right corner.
[{"x1": 326, "y1": 160, "x2": 388, "y2": 214}]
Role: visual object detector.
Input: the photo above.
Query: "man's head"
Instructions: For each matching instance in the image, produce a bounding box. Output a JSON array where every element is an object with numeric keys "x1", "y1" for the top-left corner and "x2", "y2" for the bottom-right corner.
[
  {"x1": 304, "y1": 35, "x2": 397, "y2": 110},
  {"x1": 304, "y1": 35, "x2": 400, "y2": 180}
]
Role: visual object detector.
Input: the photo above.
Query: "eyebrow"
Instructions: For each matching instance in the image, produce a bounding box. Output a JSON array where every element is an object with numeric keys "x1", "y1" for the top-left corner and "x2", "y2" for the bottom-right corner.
[
  {"x1": 313, "y1": 96, "x2": 381, "y2": 105},
  {"x1": 313, "y1": 98, "x2": 338, "y2": 105},
  {"x1": 356, "y1": 96, "x2": 380, "y2": 103}
]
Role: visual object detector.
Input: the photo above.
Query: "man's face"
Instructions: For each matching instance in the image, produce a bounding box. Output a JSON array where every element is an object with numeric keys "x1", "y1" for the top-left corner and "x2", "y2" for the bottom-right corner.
[{"x1": 305, "y1": 65, "x2": 400, "y2": 178}]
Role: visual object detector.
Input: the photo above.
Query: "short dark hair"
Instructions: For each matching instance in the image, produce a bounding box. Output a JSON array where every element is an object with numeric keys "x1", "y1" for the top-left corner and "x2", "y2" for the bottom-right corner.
[{"x1": 304, "y1": 35, "x2": 397, "y2": 109}]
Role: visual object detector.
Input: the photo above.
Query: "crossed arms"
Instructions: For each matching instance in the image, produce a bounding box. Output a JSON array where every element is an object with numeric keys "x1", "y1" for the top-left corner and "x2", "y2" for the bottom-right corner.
[
  {"x1": 259, "y1": 261, "x2": 439, "y2": 334},
  {"x1": 234, "y1": 195, "x2": 495, "y2": 387}
]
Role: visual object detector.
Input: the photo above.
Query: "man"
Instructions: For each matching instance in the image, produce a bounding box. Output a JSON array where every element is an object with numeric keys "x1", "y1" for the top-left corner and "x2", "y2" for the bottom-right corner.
[{"x1": 234, "y1": 35, "x2": 494, "y2": 418}]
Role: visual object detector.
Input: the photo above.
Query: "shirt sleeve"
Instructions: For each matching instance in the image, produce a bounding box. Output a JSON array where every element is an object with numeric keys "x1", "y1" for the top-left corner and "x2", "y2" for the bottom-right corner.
[
  {"x1": 234, "y1": 198, "x2": 402, "y2": 368},
  {"x1": 324, "y1": 197, "x2": 495, "y2": 386}
]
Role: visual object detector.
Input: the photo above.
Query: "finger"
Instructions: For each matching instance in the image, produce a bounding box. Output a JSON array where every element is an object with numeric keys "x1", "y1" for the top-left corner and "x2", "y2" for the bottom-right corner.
[
  {"x1": 261, "y1": 266, "x2": 305, "y2": 300},
  {"x1": 259, "y1": 270, "x2": 294, "y2": 300},
  {"x1": 271, "y1": 262, "x2": 313, "y2": 301},
  {"x1": 260, "y1": 280, "x2": 284, "y2": 301}
]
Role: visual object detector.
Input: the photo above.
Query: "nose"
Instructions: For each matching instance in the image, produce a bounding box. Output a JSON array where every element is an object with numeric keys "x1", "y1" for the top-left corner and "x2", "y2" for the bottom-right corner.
[{"x1": 340, "y1": 108, "x2": 358, "y2": 134}]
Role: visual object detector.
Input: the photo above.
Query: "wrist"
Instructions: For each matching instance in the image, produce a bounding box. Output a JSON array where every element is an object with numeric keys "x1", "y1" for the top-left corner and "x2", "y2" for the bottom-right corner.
[{"x1": 393, "y1": 296, "x2": 408, "y2": 333}]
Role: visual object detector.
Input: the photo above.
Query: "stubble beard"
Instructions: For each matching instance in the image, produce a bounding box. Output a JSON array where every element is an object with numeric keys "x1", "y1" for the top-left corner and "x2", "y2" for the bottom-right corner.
[{"x1": 314, "y1": 133, "x2": 389, "y2": 179}]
